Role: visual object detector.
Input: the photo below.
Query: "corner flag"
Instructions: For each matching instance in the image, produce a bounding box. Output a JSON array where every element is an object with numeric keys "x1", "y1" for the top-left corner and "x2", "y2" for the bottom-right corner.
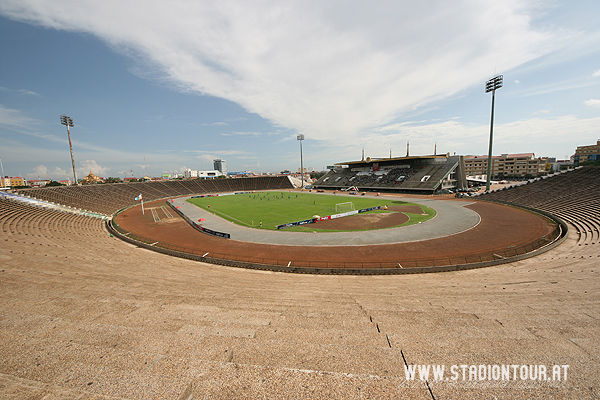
[{"x1": 135, "y1": 194, "x2": 144, "y2": 214}]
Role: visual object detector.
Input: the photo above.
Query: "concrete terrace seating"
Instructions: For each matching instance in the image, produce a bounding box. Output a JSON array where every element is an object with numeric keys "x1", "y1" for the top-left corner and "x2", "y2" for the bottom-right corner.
[
  {"x1": 15, "y1": 176, "x2": 294, "y2": 216},
  {"x1": 481, "y1": 166, "x2": 600, "y2": 247},
  {"x1": 1, "y1": 189, "x2": 600, "y2": 398}
]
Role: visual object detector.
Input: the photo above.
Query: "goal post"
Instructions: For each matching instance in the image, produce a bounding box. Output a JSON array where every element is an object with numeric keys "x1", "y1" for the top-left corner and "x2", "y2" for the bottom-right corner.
[{"x1": 335, "y1": 202, "x2": 355, "y2": 213}]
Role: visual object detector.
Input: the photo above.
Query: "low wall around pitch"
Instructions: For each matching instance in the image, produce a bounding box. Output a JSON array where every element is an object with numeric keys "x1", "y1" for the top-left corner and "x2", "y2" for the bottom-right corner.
[
  {"x1": 167, "y1": 200, "x2": 231, "y2": 239},
  {"x1": 277, "y1": 206, "x2": 383, "y2": 229}
]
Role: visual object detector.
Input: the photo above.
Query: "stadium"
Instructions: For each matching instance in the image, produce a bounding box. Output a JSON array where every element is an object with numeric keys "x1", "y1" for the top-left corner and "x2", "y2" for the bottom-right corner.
[{"x1": 1, "y1": 165, "x2": 599, "y2": 398}]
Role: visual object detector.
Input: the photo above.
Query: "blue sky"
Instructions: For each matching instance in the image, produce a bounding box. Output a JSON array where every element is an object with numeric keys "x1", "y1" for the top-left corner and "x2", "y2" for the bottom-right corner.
[{"x1": 1, "y1": 0, "x2": 599, "y2": 181}]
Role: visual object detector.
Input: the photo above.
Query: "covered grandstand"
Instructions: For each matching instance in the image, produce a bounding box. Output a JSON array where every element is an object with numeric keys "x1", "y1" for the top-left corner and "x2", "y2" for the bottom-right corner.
[{"x1": 313, "y1": 153, "x2": 467, "y2": 194}]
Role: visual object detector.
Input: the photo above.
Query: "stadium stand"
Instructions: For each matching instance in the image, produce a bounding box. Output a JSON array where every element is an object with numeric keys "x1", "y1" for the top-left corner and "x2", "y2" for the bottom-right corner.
[
  {"x1": 1, "y1": 169, "x2": 599, "y2": 398},
  {"x1": 480, "y1": 166, "x2": 600, "y2": 246},
  {"x1": 315, "y1": 155, "x2": 465, "y2": 193},
  {"x1": 14, "y1": 176, "x2": 294, "y2": 216},
  {"x1": 398, "y1": 156, "x2": 462, "y2": 192}
]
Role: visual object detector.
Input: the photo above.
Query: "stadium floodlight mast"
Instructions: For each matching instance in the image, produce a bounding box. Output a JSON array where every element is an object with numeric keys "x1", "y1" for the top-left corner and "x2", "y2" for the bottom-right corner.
[
  {"x1": 60, "y1": 115, "x2": 79, "y2": 185},
  {"x1": 0, "y1": 154, "x2": 5, "y2": 187},
  {"x1": 297, "y1": 134, "x2": 305, "y2": 189},
  {"x1": 485, "y1": 75, "x2": 503, "y2": 192}
]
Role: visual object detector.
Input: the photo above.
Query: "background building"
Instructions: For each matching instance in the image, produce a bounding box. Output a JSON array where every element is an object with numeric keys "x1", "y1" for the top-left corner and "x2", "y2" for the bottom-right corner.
[
  {"x1": 197, "y1": 170, "x2": 225, "y2": 178},
  {"x1": 1, "y1": 177, "x2": 26, "y2": 187},
  {"x1": 183, "y1": 169, "x2": 198, "y2": 179},
  {"x1": 82, "y1": 170, "x2": 103, "y2": 184},
  {"x1": 464, "y1": 153, "x2": 547, "y2": 178},
  {"x1": 27, "y1": 179, "x2": 50, "y2": 187},
  {"x1": 213, "y1": 159, "x2": 227, "y2": 175},
  {"x1": 573, "y1": 140, "x2": 600, "y2": 164},
  {"x1": 546, "y1": 158, "x2": 574, "y2": 172}
]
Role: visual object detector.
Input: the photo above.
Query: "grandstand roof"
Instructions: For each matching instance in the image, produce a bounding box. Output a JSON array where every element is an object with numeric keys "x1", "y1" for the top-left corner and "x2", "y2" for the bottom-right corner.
[{"x1": 334, "y1": 153, "x2": 450, "y2": 166}]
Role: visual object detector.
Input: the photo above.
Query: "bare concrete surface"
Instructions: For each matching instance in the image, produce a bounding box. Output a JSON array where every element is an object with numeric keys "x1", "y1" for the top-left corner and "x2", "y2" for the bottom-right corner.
[{"x1": 1, "y1": 200, "x2": 599, "y2": 399}]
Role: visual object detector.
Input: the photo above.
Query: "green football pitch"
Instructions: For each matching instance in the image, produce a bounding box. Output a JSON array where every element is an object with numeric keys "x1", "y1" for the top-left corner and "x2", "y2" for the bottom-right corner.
[{"x1": 187, "y1": 191, "x2": 435, "y2": 232}]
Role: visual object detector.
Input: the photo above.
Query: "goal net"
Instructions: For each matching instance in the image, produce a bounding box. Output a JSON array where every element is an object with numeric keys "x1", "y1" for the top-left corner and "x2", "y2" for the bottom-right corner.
[{"x1": 335, "y1": 202, "x2": 355, "y2": 213}]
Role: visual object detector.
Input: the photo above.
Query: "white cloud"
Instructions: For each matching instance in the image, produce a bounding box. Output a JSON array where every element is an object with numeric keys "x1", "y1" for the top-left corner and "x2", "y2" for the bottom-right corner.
[
  {"x1": 26, "y1": 165, "x2": 69, "y2": 180},
  {"x1": 0, "y1": 0, "x2": 571, "y2": 145},
  {"x1": 0, "y1": 105, "x2": 42, "y2": 132},
  {"x1": 307, "y1": 115, "x2": 600, "y2": 161},
  {"x1": 220, "y1": 131, "x2": 279, "y2": 137},
  {"x1": 512, "y1": 77, "x2": 599, "y2": 98},
  {"x1": 0, "y1": 87, "x2": 39, "y2": 96},
  {"x1": 17, "y1": 89, "x2": 40, "y2": 96},
  {"x1": 532, "y1": 109, "x2": 551, "y2": 115},
  {"x1": 584, "y1": 99, "x2": 600, "y2": 107},
  {"x1": 593, "y1": 69, "x2": 600, "y2": 77},
  {"x1": 79, "y1": 160, "x2": 109, "y2": 176}
]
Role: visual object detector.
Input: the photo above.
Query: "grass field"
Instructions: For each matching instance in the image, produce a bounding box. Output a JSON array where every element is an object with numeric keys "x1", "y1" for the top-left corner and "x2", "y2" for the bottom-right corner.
[{"x1": 187, "y1": 191, "x2": 435, "y2": 232}]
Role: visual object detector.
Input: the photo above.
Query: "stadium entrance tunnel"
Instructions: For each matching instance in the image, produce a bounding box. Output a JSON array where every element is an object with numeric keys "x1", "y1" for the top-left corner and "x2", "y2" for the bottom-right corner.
[{"x1": 108, "y1": 197, "x2": 568, "y2": 275}]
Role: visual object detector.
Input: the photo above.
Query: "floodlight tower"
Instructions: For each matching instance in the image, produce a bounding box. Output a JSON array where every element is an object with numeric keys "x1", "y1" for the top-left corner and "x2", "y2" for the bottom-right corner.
[
  {"x1": 485, "y1": 75, "x2": 503, "y2": 192},
  {"x1": 60, "y1": 115, "x2": 79, "y2": 185},
  {"x1": 297, "y1": 134, "x2": 305, "y2": 189},
  {"x1": 0, "y1": 154, "x2": 5, "y2": 187}
]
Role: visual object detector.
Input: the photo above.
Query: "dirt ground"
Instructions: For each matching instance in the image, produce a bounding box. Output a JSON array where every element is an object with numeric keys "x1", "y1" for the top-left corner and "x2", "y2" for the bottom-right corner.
[
  {"x1": 115, "y1": 199, "x2": 556, "y2": 268},
  {"x1": 311, "y1": 205, "x2": 421, "y2": 231}
]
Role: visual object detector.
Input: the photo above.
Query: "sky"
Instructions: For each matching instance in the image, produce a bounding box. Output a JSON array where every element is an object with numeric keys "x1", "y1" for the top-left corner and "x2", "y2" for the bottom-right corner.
[{"x1": 1, "y1": 0, "x2": 599, "y2": 181}]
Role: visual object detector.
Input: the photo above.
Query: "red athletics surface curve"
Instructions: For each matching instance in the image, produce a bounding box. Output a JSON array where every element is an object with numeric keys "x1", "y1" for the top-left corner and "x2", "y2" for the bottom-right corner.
[{"x1": 114, "y1": 198, "x2": 556, "y2": 268}]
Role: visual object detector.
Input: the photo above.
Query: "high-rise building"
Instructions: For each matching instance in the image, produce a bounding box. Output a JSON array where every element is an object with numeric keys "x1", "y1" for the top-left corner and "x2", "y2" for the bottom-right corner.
[{"x1": 213, "y1": 159, "x2": 227, "y2": 175}]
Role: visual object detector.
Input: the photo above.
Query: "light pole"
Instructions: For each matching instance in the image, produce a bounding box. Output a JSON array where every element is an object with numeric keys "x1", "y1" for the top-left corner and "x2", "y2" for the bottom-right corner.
[
  {"x1": 297, "y1": 134, "x2": 305, "y2": 189},
  {"x1": 60, "y1": 115, "x2": 79, "y2": 185},
  {"x1": 485, "y1": 75, "x2": 503, "y2": 192},
  {"x1": 0, "y1": 154, "x2": 6, "y2": 188}
]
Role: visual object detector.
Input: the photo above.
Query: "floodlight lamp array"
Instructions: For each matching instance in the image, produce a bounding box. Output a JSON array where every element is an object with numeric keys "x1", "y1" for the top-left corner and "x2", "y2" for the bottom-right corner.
[
  {"x1": 485, "y1": 75, "x2": 503, "y2": 93},
  {"x1": 297, "y1": 134, "x2": 305, "y2": 141},
  {"x1": 60, "y1": 115, "x2": 74, "y2": 127}
]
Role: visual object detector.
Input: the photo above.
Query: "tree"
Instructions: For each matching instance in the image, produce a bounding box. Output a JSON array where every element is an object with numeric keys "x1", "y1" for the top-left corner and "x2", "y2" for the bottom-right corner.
[
  {"x1": 311, "y1": 171, "x2": 327, "y2": 180},
  {"x1": 105, "y1": 177, "x2": 123, "y2": 183},
  {"x1": 46, "y1": 180, "x2": 64, "y2": 187}
]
